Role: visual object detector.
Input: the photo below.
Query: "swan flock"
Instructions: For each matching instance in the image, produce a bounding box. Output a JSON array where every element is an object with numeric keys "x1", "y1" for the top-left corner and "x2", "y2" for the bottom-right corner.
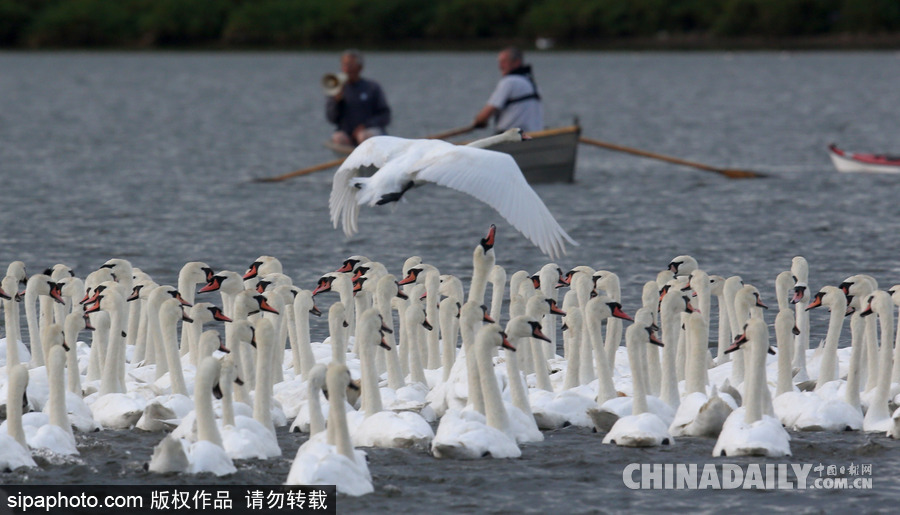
[{"x1": 0, "y1": 239, "x2": 896, "y2": 496}]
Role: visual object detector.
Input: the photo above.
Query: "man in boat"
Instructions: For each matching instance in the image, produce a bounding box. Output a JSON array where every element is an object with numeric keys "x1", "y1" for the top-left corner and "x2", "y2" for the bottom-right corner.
[
  {"x1": 325, "y1": 49, "x2": 392, "y2": 146},
  {"x1": 473, "y1": 46, "x2": 543, "y2": 133}
]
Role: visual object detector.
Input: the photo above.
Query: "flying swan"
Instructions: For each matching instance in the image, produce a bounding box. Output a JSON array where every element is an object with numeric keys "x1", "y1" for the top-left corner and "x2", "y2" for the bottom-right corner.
[{"x1": 329, "y1": 129, "x2": 577, "y2": 259}]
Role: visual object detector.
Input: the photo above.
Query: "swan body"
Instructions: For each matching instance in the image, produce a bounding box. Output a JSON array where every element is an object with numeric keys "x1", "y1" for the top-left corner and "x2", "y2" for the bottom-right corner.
[
  {"x1": 713, "y1": 319, "x2": 791, "y2": 457},
  {"x1": 1, "y1": 364, "x2": 37, "y2": 470},
  {"x1": 329, "y1": 132, "x2": 576, "y2": 259},
  {"x1": 148, "y1": 357, "x2": 236, "y2": 476},
  {"x1": 351, "y1": 308, "x2": 434, "y2": 449},
  {"x1": 431, "y1": 324, "x2": 524, "y2": 459},
  {"x1": 603, "y1": 309, "x2": 673, "y2": 447},
  {"x1": 286, "y1": 363, "x2": 373, "y2": 496}
]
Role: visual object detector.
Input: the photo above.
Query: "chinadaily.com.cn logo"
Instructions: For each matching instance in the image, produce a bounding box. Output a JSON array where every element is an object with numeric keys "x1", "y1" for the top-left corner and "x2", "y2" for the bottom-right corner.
[{"x1": 622, "y1": 462, "x2": 873, "y2": 490}]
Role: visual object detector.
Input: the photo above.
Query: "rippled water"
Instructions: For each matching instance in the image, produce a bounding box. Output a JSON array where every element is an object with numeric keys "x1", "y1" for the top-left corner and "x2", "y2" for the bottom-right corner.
[{"x1": 2, "y1": 51, "x2": 900, "y2": 512}]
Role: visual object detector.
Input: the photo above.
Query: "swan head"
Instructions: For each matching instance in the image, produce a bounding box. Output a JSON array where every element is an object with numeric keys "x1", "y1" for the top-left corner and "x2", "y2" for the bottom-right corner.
[
  {"x1": 477, "y1": 323, "x2": 515, "y2": 352},
  {"x1": 806, "y1": 285, "x2": 846, "y2": 313},
  {"x1": 479, "y1": 224, "x2": 497, "y2": 252},
  {"x1": 6, "y1": 260, "x2": 27, "y2": 284},
  {"x1": 243, "y1": 255, "x2": 282, "y2": 280},
  {"x1": 335, "y1": 255, "x2": 371, "y2": 274},
  {"x1": 667, "y1": 255, "x2": 698, "y2": 277},
  {"x1": 160, "y1": 297, "x2": 193, "y2": 324},
  {"x1": 326, "y1": 362, "x2": 353, "y2": 401},
  {"x1": 505, "y1": 315, "x2": 549, "y2": 343},
  {"x1": 860, "y1": 290, "x2": 892, "y2": 318}
]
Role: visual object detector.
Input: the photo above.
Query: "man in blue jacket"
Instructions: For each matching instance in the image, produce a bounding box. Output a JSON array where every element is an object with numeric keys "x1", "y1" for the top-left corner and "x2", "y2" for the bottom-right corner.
[{"x1": 326, "y1": 49, "x2": 391, "y2": 146}]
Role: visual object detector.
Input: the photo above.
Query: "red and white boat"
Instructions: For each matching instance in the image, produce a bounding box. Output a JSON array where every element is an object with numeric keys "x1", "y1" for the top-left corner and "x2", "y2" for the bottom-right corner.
[{"x1": 828, "y1": 144, "x2": 900, "y2": 174}]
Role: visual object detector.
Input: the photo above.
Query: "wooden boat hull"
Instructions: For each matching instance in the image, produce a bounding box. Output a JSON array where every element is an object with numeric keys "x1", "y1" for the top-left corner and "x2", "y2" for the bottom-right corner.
[
  {"x1": 486, "y1": 125, "x2": 580, "y2": 184},
  {"x1": 828, "y1": 144, "x2": 900, "y2": 174},
  {"x1": 325, "y1": 125, "x2": 580, "y2": 184}
]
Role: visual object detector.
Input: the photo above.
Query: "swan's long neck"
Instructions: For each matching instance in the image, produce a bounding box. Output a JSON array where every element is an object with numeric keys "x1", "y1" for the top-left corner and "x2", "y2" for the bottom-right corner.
[
  {"x1": 863, "y1": 312, "x2": 879, "y2": 391},
  {"x1": 196, "y1": 368, "x2": 222, "y2": 447},
  {"x1": 424, "y1": 271, "x2": 441, "y2": 370},
  {"x1": 25, "y1": 289, "x2": 45, "y2": 367},
  {"x1": 586, "y1": 310, "x2": 616, "y2": 403},
  {"x1": 146, "y1": 298, "x2": 168, "y2": 378},
  {"x1": 792, "y1": 295, "x2": 810, "y2": 378},
  {"x1": 6, "y1": 366, "x2": 28, "y2": 447},
  {"x1": 404, "y1": 304, "x2": 428, "y2": 386},
  {"x1": 562, "y1": 311, "x2": 582, "y2": 390},
  {"x1": 360, "y1": 331, "x2": 383, "y2": 417},
  {"x1": 63, "y1": 314, "x2": 84, "y2": 395},
  {"x1": 290, "y1": 305, "x2": 310, "y2": 380},
  {"x1": 775, "y1": 310, "x2": 795, "y2": 396},
  {"x1": 439, "y1": 297, "x2": 460, "y2": 383},
  {"x1": 4, "y1": 297, "x2": 20, "y2": 372},
  {"x1": 844, "y1": 313, "x2": 864, "y2": 408},
  {"x1": 505, "y1": 338, "x2": 532, "y2": 418},
  {"x1": 714, "y1": 292, "x2": 732, "y2": 365},
  {"x1": 47, "y1": 345, "x2": 72, "y2": 435},
  {"x1": 329, "y1": 305, "x2": 347, "y2": 365},
  {"x1": 744, "y1": 325, "x2": 769, "y2": 424},
  {"x1": 86, "y1": 311, "x2": 108, "y2": 383},
  {"x1": 294, "y1": 303, "x2": 316, "y2": 380},
  {"x1": 816, "y1": 299, "x2": 846, "y2": 388},
  {"x1": 685, "y1": 313, "x2": 709, "y2": 395},
  {"x1": 99, "y1": 299, "x2": 126, "y2": 396},
  {"x1": 327, "y1": 376, "x2": 354, "y2": 461},
  {"x1": 489, "y1": 267, "x2": 506, "y2": 328},
  {"x1": 221, "y1": 369, "x2": 236, "y2": 428},
  {"x1": 378, "y1": 296, "x2": 404, "y2": 391},
  {"x1": 868, "y1": 304, "x2": 895, "y2": 422},
  {"x1": 253, "y1": 322, "x2": 275, "y2": 435},
  {"x1": 626, "y1": 327, "x2": 649, "y2": 415},
  {"x1": 467, "y1": 248, "x2": 494, "y2": 305},
  {"x1": 659, "y1": 300, "x2": 682, "y2": 409},
  {"x1": 893, "y1": 305, "x2": 900, "y2": 383},
  {"x1": 460, "y1": 311, "x2": 485, "y2": 414},
  {"x1": 476, "y1": 330, "x2": 510, "y2": 433},
  {"x1": 162, "y1": 313, "x2": 188, "y2": 397},
  {"x1": 525, "y1": 303, "x2": 553, "y2": 392},
  {"x1": 307, "y1": 378, "x2": 326, "y2": 437}
]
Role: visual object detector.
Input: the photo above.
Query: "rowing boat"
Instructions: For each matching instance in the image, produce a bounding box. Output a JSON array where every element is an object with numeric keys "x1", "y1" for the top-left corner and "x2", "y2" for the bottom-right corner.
[
  {"x1": 325, "y1": 125, "x2": 580, "y2": 184},
  {"x1": 828, "y1": 144, "x2": 900, "y2": 174}
]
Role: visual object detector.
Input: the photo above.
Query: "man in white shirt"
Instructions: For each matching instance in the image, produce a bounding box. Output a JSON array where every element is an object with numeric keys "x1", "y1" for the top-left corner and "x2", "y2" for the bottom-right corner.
[{"x1": 473, "y1": 46, "x2": 543, "y2": 133}]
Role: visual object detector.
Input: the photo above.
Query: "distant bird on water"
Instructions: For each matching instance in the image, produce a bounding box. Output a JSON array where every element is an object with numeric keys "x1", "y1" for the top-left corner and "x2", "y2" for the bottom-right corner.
[{"x1": 328, "y1": 128, "x2": 577, "y2": 260}]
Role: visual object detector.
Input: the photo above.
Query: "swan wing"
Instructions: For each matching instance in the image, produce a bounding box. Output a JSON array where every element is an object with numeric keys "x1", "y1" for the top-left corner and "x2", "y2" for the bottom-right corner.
[
  {"x1": 415, "y1": 146, "x2": 577, "y2": 259},
  {"x1": 330, "y1": 136, "x2": 417, "y2": 237}
]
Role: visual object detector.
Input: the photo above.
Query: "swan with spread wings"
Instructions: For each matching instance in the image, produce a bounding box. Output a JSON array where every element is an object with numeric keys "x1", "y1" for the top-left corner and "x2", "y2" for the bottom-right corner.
[{"x1": 328, "y1": 129, "x2": 577, "y2": 259}]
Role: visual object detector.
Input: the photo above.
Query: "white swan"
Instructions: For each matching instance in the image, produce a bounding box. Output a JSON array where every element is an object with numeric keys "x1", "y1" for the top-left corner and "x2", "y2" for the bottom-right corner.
[
  {"x1": 668, "y1": 312, "x2": 734, "y2": 437},
  {"x1": 84, "y1": 290, "x2": 146, "y2": 429},
  {"x1": 286, "y1": 362, "x2": 373, "y2": 496},
  {"x1": 289, "y1": 364, "x2": 328, "y2": 434},
  {"x1": 859, "y1": 291, "x2": 895, "y2": 433},
  {"x1": 431, "y1": 323, "x2": 522, "y2": 459},
  {"x1": 713, "y1": 318, "x2": 791, "y2": 457},
  {"x1": 351, "y1": 308, "x2": 434, "y2": 449},
  {"x1": 1, "y1": 364, "x2": 36, "y2": 470},
  {"x1": 329, "y1": 131, "x2": 577, "y2": 259},
  {"x1": 790, "y1": 256, "x2": 811, "y2": 382},
  {"x1": 148, "y1": 356, "x2": 235, "y2": 476},
  {"x1": 219, "y1": 351, "x2": 281, "y2": 459},
  {"x1": 773, "y1": 287, "x2": 862, "y2": 431},
  {"x1": 26, "y1": 329, "x2": 78, "y2": 455},
  {"x1": 604, "y1": 309, "x2": 673, "y2": 447}
]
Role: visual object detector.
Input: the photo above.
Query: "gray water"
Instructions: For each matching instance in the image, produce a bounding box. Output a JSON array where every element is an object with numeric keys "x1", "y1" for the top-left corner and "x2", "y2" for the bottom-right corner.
[{"x1": 2, "y1": 51, "x2": 900, "y2": 512}]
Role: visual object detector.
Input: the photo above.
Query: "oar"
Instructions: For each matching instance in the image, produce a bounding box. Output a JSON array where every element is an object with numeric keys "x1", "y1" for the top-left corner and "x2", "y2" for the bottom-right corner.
[
  {"x1": 253, "y1": 124, "x2": 477, "y2": 183},
  {"x1": 578, "y1": 136, "x2": 765, "y2": 179}
]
